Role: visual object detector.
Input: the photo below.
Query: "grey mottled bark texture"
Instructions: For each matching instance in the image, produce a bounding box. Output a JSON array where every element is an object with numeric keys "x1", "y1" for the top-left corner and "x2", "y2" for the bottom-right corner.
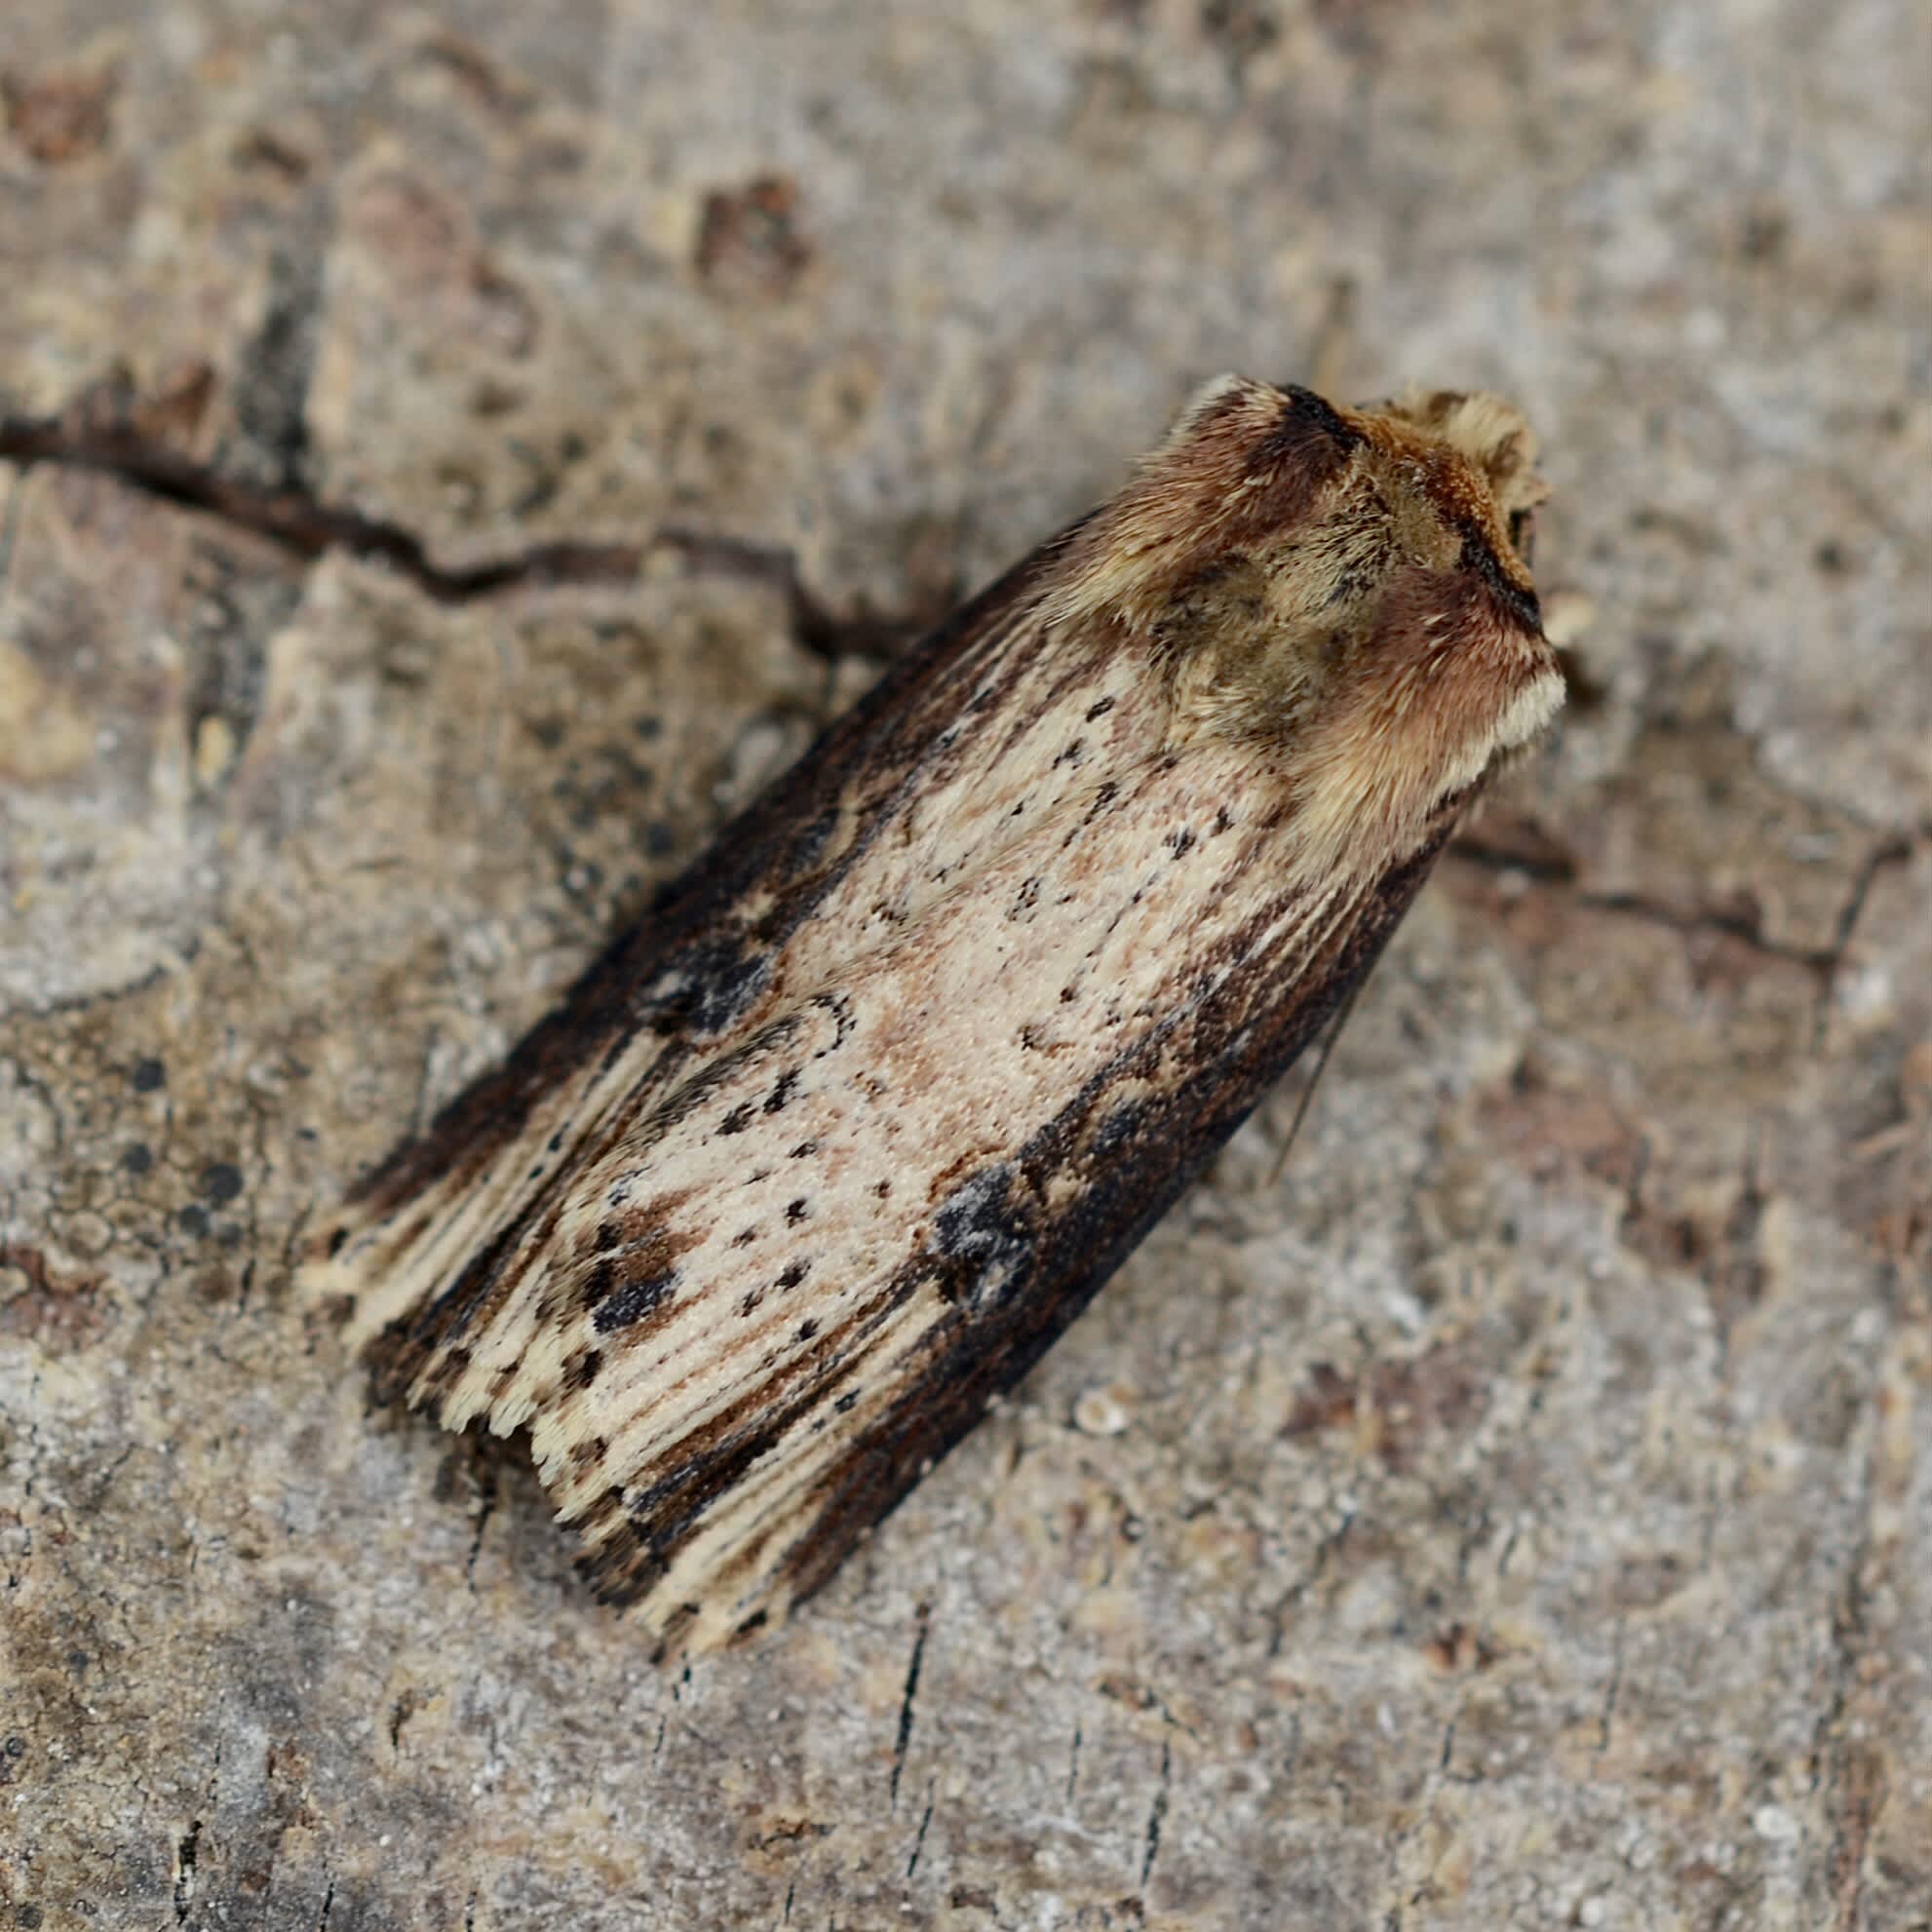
[{"x1": 2, "y1": 3, "x2": 1928, "y2": 1927}]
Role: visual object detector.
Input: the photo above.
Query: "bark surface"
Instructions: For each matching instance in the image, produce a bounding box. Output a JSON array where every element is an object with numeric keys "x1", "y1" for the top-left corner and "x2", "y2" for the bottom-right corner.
[{"x1": 2, "y1": 4, "x2": 1927, "y2": 1927}]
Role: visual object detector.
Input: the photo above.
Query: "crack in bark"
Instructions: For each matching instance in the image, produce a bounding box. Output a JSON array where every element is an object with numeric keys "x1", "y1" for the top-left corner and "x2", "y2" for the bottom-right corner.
[
  {"x1": 0, "y1": 406, "x2": 920, "y2": 663},
  {"x1": 1594, "y1": 1617, "x2": 1627, "y2": 1754},
  {"x1": 888, "y1": 1602, "x2": 931, "y2": 1809},
  {"x1": 463, "y1": 1460, "x2": 498, "y2": 1592},
  {"x1": 1449, "y1": 831, "x2": 1912, "y2": 989},
  {"x1": 904, "y1": 1779, "x2": 936, "y2": 1881},
  {"x1": 173, "y1": 1818, "x2": 202, "y2": 1925},
  {"x1": 1138, "y1": 1732, "x2": 1172, "y2": 1892}
]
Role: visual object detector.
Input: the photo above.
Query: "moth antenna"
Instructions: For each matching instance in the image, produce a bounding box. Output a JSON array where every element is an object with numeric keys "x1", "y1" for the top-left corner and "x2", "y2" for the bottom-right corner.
[{"x1": 1266, "y1": 967, "x2": 1373, "y2": 1188}]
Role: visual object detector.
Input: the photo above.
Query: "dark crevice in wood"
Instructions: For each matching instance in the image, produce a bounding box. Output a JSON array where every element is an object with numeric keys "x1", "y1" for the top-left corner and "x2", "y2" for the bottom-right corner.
[
  {"x1": 1449, "y1": 831, "x2": 1913, "y2": 985},
  {"x1": 0, "y1": 404, "x2": 921, "y2": 663}
]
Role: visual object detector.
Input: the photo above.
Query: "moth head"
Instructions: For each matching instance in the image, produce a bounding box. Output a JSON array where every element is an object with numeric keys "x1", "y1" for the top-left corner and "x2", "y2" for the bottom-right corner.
[
  {"x1": 1380, "y1": 386, "x2": 1550, "y2": 570},
  {"x1": 1048, "y1": 374, "x2": 1565, "y2": 867}
]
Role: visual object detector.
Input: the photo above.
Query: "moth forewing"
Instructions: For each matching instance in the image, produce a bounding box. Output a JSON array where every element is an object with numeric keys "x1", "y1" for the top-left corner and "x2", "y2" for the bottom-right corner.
[{"x1": 304, "y1": 377, "x2": 1563, "y2": 1655}]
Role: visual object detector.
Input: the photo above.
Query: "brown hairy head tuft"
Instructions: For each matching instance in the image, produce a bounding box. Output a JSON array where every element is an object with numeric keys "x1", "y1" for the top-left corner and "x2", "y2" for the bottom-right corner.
[
  {"x1": 1046, "y1": 375, "x2": 1565, "y2": 871},
  {"x1": 1386, "y1": 388, "x2": 1548, "y2": 528}
]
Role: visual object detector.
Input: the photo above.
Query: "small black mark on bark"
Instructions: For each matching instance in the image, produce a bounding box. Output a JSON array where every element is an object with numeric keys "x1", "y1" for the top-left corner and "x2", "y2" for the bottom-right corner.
[
  {"x1": 889, "y1": 1603, "x2": 931, "y2": 1807},
  {"x1": 463, "y1": 1457, "x2": 499, "y2": 1589},
  {"x1": 173, "y1": 1819, "x2": 202, "y2": 1923},
  {"x1": 200, "y1": 1162, "x2": 245, "y2": 1205},
  {"x1": 1140, "y1": 1735, "x2": 1172, "y2": 1889},
  {"x1": 388, "y1": 1686, "x2": 432, "y2": 1753},
  {"x1": 905, "y1": 1781, "x2": 937, "y2": 1879}
]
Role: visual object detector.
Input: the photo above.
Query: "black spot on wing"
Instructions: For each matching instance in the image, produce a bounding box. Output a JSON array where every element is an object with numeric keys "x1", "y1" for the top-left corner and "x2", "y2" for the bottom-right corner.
[
  {"x1": 562, "y1": 1346, "x2": 604, "y2": 1392},
  {"x1": 1092, "y1": 1100, "x2": 1147, "y2": 1156},
  {"x1": 808, "y1": 991, "x2": 856, "y2": 1057},
  {"x1": 927, "y1": 1164, "x2": 1036, "y2": 1308},
  {"x1": 637, "y1": 935, "x2": 772, "y2": 1039},
  {"x1": 786, "y1": 804, "x2": 841, "y2": 875},
  {"x1": 590, "y1": 1266, "x2": 678, "y2": 1334}
]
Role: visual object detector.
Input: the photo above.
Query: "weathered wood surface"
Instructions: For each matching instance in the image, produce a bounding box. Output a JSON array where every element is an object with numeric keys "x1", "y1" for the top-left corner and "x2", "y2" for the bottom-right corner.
[{"x1": 2, "y1": 4, "x2": 1927, "y2": 1926}]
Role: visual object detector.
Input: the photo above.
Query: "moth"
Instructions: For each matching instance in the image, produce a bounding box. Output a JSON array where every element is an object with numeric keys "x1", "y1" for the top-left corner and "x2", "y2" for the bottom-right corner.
[{"x1": 305, "y1": 377, "x2": 1564, "y2": 1656}]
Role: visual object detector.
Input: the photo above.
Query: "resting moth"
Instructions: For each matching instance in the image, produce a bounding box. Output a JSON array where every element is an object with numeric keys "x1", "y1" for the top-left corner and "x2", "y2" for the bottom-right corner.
[{"x1": 305, "y1": 377, "x2": 1564, "y2": 1656}]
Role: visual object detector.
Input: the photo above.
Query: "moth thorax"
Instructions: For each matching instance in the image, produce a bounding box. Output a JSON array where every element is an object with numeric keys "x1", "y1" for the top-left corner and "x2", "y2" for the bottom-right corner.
[{"x1": 1155, "y1": 509, "x2": 1419, "y2": 746}]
